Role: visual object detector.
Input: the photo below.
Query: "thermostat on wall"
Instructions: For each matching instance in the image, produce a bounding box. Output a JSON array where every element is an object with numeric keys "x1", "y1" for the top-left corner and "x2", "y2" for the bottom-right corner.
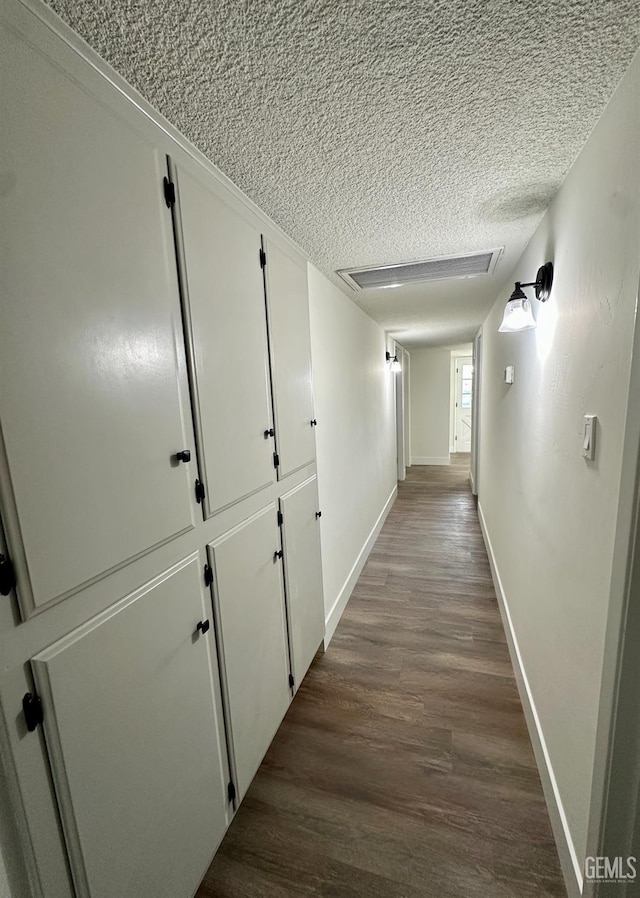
[{"x1": 504, "y1": 365, "x2": 515, "y2": 384}]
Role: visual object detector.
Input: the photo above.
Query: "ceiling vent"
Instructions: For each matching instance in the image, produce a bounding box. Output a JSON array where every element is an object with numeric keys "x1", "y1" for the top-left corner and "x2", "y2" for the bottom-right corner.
[{"x1": 336, "y1": 248, "x2": 503, "y2": 292}]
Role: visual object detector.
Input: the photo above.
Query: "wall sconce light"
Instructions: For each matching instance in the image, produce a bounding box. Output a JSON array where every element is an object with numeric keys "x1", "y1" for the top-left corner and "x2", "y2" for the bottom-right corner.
[
  {"x1": 499, "y1": 262, "x2": 554, "y2": 333},
  {"x1": 385, "y1": 351, "x2": 402, "y2": 372}
]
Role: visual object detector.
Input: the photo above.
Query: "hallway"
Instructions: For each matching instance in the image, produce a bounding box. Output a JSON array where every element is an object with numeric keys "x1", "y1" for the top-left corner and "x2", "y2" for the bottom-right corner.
[{"x1": 198, "y1": 457, "x2": 566, "y2": 898}]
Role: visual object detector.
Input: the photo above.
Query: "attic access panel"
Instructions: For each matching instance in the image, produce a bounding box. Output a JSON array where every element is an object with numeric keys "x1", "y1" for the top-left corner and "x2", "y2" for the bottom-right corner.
[{"x1": 337, "y1": 248, "x2": 503, "y2": 291}]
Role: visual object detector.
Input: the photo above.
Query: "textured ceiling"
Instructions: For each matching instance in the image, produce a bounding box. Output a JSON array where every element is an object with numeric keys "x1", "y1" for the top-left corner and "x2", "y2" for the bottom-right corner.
[{"x1": 47, "y1": 0, "x2": 640, "y2": 347}]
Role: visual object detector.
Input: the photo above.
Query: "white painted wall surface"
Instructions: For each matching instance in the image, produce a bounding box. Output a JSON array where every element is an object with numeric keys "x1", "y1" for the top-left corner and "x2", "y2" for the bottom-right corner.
[
  {"x1": 0, "y1": 851, "x2": 9, "y2": 898},
  {"x1": 0, "y1": 757, "x2": 28, "y2": 898},
  {"x1": 409, "y1": 349, "x2": 452, "y2": 464},
  {"x1": 478, "y1": 49, "x2": 640, "y2": 890},
  {"x1": 307, "y1": 265, "x2": 397, "y2": 643}
]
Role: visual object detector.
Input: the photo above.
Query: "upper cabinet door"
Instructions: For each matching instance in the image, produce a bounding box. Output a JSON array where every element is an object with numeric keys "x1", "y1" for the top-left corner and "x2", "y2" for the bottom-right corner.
[
  {"x1": 263, "y1": 240, "x2": 316, "y2": 478},
  {"x1": 169, "y1": 160, "x2": 276, "y2": 516},
  {"x1": 280, "y1": 477, "x2": 325, "y2": 688},
  {"x1": 32, "y1": 555, "x2": 230, "y2": 898},
  {"x1": 0, "y1": 25, "x2": 196, "y2": 616}
]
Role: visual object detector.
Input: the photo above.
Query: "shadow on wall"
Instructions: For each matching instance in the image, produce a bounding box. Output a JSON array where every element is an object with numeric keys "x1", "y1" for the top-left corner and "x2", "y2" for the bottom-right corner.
[{"x1": 481, "y1": 183, "x2": 561, "y2": 222}]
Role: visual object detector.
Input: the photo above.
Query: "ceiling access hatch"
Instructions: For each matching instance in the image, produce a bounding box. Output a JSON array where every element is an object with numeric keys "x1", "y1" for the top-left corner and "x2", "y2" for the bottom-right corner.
[{"x1": 336, "y1": 248, "x2": 503, "y2": 292}]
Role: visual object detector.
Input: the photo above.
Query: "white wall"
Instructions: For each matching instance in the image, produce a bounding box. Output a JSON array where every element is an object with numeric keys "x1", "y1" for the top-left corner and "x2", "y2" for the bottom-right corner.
[
  {"x1": 478, "y1": 49, "x2": 640, "y2": 896},
  {"x1": 0, "y1": 852, "x2": 9, "y2": 898},
  {"x1": 409, "y1": 348, "x2": 452, "y2": 464},
  {"x1": 0, "y1": 754, "x2": 29, "y2": 898},
  {"x1": 308, "y1": 264, "x2": 397, "y2": 644}
]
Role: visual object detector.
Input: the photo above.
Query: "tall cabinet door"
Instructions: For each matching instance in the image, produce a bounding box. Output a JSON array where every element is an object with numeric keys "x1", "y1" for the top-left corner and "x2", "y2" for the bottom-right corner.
[
  {"x1": 280, "y1": 477, "x2": 325, "y2": 688},
  {"x1": 208, "y1": 505, "x2": 291, "y2": 799},
  {"x1": 263, "y1": 239, "x2": 316, "y2": 478},
  {"x1": 169, "y1": 160, "x2": 276, "y2": 516},
  {"x1": 0, "y1": 25, "x2": 196, "y2": 615},
  {"x1": 32, "y1": 555, "x2": 229, "y2": 898}
]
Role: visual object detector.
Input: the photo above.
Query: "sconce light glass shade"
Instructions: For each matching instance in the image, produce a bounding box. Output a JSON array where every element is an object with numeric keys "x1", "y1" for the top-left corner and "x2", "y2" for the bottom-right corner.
[{"x1": 498, "y1": 293, "x2": 537, "y2": 333}]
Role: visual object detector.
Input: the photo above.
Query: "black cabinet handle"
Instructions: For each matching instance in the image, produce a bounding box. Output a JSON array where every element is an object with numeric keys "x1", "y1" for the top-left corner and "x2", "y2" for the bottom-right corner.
[
  {"x1": 274, "y1": 550, "x2": 283, "y2": 561},
  {"x1": 264, "y1": 428, "x2": 275, "y2": 438},
  {"x1": 0, "y1": 554, "x2": 16, "y2": 596},
  {"x1": 310, "y1": 419, "x2": 317, "y2": 426},
  {"x1": 175, "y1": 449, "x2": 191, "y2": 463},
  {"x1": 196, "y1": 620, "x2": 210, "y2": 635},
  {"x1": 316, "y1": 511, "x2": 322, "y2": 519}
]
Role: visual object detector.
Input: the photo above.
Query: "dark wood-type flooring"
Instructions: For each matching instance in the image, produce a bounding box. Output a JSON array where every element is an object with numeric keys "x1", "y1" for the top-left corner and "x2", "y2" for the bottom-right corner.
[{"x1": 197, "y1": 455, "x2": 566, "y2": 898}]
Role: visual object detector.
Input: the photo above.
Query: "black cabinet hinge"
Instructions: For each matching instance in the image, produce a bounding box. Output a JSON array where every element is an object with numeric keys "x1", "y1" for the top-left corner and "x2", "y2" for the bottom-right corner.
[
  {"x1": 273, "y1": 452, "x2": 279, "y2": 469},
  {"x1": 22, "y1": 693, "x2": 43, "y2": 732},
  {"x1": 195, "y1": 479, "x2": 205, "y2": 503},
  {"x1": 163, "y1": 176, "x2": 176, "y2": 208},
  {"x1": 204, "y1": 564, "x2": 213, "y2": 587},
  {"x1": 274, "y1": 549, "x2": 283, "y2": 561},
  {"x1": 277, "y1": 510, "x2": 283, "y2": 527},
  {"x1": 227, "y1": 781, "x2": 236, "y2": 803},
  {"x1": 288, "y1": 673, "x2": 295, "y2": 689},
  {"x1": 259, "y1": 248, "x2": 267, "y2": 269},
  {"x1": 0, "y1": 554, "x2": 16, "y2": 596}
]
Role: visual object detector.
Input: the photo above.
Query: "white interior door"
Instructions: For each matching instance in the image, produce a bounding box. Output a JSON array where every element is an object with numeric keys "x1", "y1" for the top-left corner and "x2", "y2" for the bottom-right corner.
[
  {"x1": 470, "y1": 334, "x2": 482, "y2": 494},
  {"x1": 394, "y1": 346, "x2": 406, "y2": 481},
  {"x1": 454, "y1": 357, "x2": 473, "y2": 452},
  {"x1": 208, "y1": 505, "x2": 291, "y2": 799},
  {"x1": 32, "y1": 555, "x2": 229, "y2": 898},
  {"x1": 170, "y1": 160, "x2": 276, "y2": 515},
  {"x1": 403, "y1": 349, "x2": 411, "y2": 470},
  {"x1": 0, "y1": 25, "x2": 196, "y2": 615},
  {"x1": 263, "y1": 239, "x2": 316, "y2": 478},
  {"x1": 279, "y1": 477, "x2": 325, "y2": 689}
]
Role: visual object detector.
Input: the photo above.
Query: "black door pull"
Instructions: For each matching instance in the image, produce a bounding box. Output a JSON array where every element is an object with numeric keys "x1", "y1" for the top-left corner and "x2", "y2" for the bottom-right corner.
[
  {"x1": 274, "y1": 550, "x2": 283, "y2": 561},
  {"x1": 264, "y1": 428, "x2": 274, "y2": 438},
  {"x1": 175, "y1": 449, "x2": 191, "y2": 463},
  {"x1": 196, "y1": 620, "x2": 210, "y2": 635},
  {"x1": 316, "y1": 511, "x2": 322, "y2": 519},
  {"x1": 310, "y1": 419, "x2": 317, "y2": 426}
]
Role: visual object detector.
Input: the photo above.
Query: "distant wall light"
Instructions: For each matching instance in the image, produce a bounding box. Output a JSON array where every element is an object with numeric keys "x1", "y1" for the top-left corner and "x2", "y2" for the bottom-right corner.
[
  {"x1": 385, "y1": 350, "x2": 402, "y2": 372},
  {"x1": 499, "y1": 262, "x2": 554, "y2": 333}
]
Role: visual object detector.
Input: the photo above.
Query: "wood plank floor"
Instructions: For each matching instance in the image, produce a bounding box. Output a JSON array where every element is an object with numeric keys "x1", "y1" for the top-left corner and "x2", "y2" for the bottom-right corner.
[{"x1": 197, "y1": 456, "x2": 566, "y2": 898}]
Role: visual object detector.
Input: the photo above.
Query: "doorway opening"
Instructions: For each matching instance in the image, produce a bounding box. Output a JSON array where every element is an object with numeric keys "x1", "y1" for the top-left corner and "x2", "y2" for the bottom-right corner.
[{"x1": 452, "y1": 355, "x2": 473, "y2": 453}]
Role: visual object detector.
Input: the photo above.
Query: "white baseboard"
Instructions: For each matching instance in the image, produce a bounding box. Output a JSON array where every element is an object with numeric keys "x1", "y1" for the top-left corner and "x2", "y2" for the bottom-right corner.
[
  {"x1": 411, "y1": 456, "x2": 451, "y2": 466},
  {"x1": 477, "y1": 502, "x2": 583, "y2": 898},
  {"x1": 323, "y1": 485, "x2": 398, "y2": 647}
]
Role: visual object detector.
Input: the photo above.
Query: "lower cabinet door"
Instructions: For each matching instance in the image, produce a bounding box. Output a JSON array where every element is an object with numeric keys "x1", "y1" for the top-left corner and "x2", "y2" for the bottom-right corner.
[
  {"x1": 32, "y1": 554, "x2": 229, "y2": 898},
  {"x1": 280, "y1": 477, "x2": 325, "y2": 688},
  {"x1": 208, "y1": 505, "x2": 291, "y2": 800}
]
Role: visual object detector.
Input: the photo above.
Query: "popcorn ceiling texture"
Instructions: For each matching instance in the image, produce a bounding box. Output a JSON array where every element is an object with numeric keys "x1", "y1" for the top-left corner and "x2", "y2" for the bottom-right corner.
[{"x1": 47, "y1": 0, "x2": 640, "y2": 346}]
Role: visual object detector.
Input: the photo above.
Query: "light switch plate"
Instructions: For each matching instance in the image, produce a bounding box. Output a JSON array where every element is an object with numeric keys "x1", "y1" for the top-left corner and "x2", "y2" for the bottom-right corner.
[
  {"x1": 583, "y1": 415, "x2": 597, "y2": 460},
  {"x1": 504, "y1": 365, "x2": 515, "y2": 385}
]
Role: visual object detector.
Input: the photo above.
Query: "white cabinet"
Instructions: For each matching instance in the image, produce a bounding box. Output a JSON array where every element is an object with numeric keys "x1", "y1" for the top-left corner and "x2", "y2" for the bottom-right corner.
[
  {"x1": 263, "y1": 240, "x2": 316, "y2": 478},
  {"x1": 0, "y1": 25, "x2": 196, "y2": 615},
  {"x1": 280, "y1": 478, "x2": 325, "y2": 688},
  {"x1": 169, "y1": 159, "x2": 276, "y2": 516},
  {"x1": 31, "y1": 555, "x2": 229, "y2": 898},
  {"x1": 208, "y1": 506, "x2": 291, "y2": 799},
  {"x1": 0, "y1": 7, "x2": 326, "y2": 895}
]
